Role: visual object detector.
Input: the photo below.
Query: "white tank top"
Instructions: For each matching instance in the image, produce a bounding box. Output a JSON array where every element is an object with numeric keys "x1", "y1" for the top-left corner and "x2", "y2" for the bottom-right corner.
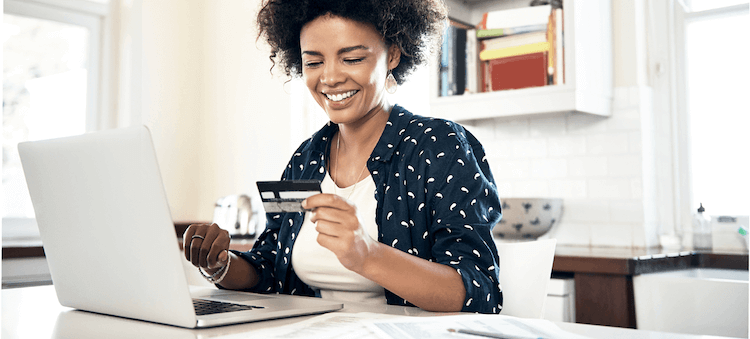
[{"x1": 291, "y1": 172, "x2": 386, "y2": 304}]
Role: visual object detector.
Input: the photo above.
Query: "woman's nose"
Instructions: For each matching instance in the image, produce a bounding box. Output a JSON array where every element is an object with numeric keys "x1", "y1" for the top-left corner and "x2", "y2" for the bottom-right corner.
[{"x1": 320, "y1": 63, "x2": 345, "y2": 86}]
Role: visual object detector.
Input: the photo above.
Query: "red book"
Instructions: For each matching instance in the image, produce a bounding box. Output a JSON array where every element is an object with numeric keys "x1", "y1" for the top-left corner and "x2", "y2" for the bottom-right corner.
[{"x1": 483, "y1": 52, "x2": 548, "y2": 92}]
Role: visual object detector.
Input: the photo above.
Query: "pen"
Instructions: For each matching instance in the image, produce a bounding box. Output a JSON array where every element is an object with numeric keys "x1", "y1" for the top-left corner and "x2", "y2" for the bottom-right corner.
[{"x1": 447, "y1": 328, "x2": 544, "y2": 339}]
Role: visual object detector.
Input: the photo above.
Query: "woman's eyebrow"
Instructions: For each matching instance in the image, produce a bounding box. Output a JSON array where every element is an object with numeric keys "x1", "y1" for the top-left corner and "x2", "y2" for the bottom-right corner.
[{"x1": 301, "y1": 45, "x2": 369, "y2": 57}]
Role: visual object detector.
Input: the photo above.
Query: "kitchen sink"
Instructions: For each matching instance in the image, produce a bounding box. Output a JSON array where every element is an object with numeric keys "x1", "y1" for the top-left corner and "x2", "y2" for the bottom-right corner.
[{"x1": 633, "y1": 268, "x2": 748, "y2": 338}]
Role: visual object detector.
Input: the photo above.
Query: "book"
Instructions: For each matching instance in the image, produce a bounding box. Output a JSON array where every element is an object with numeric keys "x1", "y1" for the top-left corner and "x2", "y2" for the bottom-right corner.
[
  {"x1": 481, "y1": 31, "x2": 548, "y2": 51},
  {"x1": 477, "y1": 5, "x2": 552, "y2": 30},
  {"x1": 555, "y1": 8, "x2": 564, "y2": 85},
  {"x1": 439, "y1": 21, "x2": 469, "y2": 97},
  {"x1": 466, "y1": 29, "x2": 479, "y2": 94},
  {"x1": 483, "y1": 52, "x2": 548, "y2": 92},
  {"x1": 479, "y1": 41, "x2": 550, "y2": 61},
  {"x1": 476, "y1": 24, "x2": 547, "y2": 39},
  {"x1": 439, "y1": 24, "x2": 452, "y2": 97},
  {"x1": 546, "y1": 10, "x2": 555, "y2": 85},
  {"x1": 453, "y1": 25, "x2": 467, "y2": 95}
]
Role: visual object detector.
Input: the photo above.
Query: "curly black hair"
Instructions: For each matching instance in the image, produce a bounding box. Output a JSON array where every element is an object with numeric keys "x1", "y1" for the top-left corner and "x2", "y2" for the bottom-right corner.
[{"x1": 257, "y1": 0, "x2": 447, "y2": 85}]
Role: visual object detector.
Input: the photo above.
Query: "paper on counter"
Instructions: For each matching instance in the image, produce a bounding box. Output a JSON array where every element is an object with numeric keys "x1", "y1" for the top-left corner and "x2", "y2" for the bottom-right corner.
[
  {"x1": 367, "y1": 314, "x2": 593, "y2": 339},
  {"x1": 219, "y1": 312, "x2": 401, "y2": 339}
]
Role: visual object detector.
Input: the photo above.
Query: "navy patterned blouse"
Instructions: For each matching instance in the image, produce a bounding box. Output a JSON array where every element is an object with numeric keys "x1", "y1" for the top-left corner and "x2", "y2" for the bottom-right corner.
[{"x1": 233, "y1": 105, "x2": 504, "y2": 313}]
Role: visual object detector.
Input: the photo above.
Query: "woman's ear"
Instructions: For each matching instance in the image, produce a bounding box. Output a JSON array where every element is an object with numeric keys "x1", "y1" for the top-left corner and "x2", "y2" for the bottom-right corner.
[{"x1": 387, "y1": 44, "x2": 402, "y2": 70}]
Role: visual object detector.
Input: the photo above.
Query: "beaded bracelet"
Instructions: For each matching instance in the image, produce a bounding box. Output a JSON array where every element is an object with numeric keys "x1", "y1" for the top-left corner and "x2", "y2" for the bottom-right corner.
[{"x1": 199, "y1": 253, "x2": 231, "y2": 285}]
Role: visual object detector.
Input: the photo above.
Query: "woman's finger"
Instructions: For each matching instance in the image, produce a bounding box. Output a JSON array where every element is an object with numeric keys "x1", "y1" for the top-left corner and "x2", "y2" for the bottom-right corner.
[
  {"x1": 200, "y1": 225, "x2": 222, "y2": 268},
  {"x1": 207, "y1": 231, "x2": 231, "y2": 269},
  {"x1": 303, "y1": 193, "x2": 352, "y2": 211},
  {"x1": 189, "y1": 224, "x2": 210, "y2": 267},
  {"x1": 183, "y1": 225, "x2": 198, "y2": 261}
]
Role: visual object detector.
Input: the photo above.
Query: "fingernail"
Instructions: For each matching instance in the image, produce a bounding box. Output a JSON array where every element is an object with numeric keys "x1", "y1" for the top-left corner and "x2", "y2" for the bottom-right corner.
[{"x1": 301, "y1": 199, "x2": 308, "y2": 208}]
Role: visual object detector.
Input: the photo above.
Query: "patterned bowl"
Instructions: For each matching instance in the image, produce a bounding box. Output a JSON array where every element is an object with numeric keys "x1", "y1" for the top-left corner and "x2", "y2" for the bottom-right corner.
[{"x1": 493, "y1": 198, "x2": 563, "y2": 240}]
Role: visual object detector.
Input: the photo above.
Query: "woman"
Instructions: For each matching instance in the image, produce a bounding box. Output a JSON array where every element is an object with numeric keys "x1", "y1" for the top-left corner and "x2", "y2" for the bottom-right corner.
[{"x1": 184, "y1": 0, "x2": 503, "y2": 313}]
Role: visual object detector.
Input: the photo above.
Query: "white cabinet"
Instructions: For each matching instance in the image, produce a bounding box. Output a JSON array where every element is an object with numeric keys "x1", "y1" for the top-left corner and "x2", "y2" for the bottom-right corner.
[
  {"x1": 544, "y1": 277, "x2": 576, "y2": 323},
  {"x1": 2, "y1": 257, "x2": 52, "y2": 288},
  {"x1": 431, "y1": 0, "x2": 613, "y2": 121}
]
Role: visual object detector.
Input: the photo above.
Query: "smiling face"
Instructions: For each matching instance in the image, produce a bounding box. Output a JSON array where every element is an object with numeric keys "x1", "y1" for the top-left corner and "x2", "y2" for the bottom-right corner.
[{"x1": 300, "y1": 14, "x2": 400, "y2": 127}]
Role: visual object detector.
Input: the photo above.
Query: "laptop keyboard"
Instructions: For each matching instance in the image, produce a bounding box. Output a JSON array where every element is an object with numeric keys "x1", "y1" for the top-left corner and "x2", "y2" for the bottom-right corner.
[{"x1": 192, "y1": 298, "x2": 264, "y2": 316}]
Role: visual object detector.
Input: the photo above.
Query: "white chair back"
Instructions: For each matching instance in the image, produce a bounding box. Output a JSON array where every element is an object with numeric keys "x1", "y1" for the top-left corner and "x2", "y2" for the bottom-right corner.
[{"x1": 495, "y1": 238, "x2": 557, "y2": 318}]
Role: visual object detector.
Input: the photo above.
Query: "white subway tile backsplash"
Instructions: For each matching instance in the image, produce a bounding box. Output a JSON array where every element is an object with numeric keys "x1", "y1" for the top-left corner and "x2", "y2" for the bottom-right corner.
[
  {"x1": 632, "y1": 222, "x2": 649, "y2": 248},
  {"x1": 591, "y1": 222, "x2": 634, "y2": 247},
  {"x1": 495, "y1": 181, "x2": 514, "y2": 197},
  {"x1": 512, "y1": 180, "x2": 550, "y2": 197},
  {"x1": 629, "y1": 131, "x2": 642, "y2": 153},
  {"x1": 549, "y1": 179, "x2": 588, "y2": 199},
  {"x1": 548, "y1": 135, "x2": 587, "y2": 157},
  {"x1": 531, "y1": 158, "x2": 568, "y2": 178},
  {"x1": 630, "y1": 178, "x2": 643, "y2": 199},
  {"x1": 568, "y1": 156, "x2": 608, "y2": 177},
  {"x1": 483, "y1": 141, "x2": 511, "y2": 159},
  {"x1": 608, "y1": 155, "x2": 642, "y2": 177},
  {"x1": 512, "y1": 138, "x2": 548, "y2": 158},
  {"x1": 607, "y1": 108, "x2": 642, "y2": 132},
  {"x1": 464, "y1": 120, "x2": 496, "y2": 143},
  {"x1": 566, "y1": 112, "x2": 608, "y2": 135},
  {"x1": 588, "y1": 178, "x2": 633, "y2": 199},
  {"x1": 529, "y1": 114, "x2": 568, "y2": 137},
  {"x1": 629, "y1": 86, "x2": 643, "y2": 107},
  {"x1": 494, "y1": 118, "x2": 530, "y2": 139},
  {"x1": 586, "y1": 133, "x2": 630, "y2": 155},
  {"x1": 494, "y1": 159, "x2": 532, "y2": 179},
  {"x1": 613, "y1": 87, "x2": 631, "y2": 110},
  {"x1": 564, "y1": 200, "x2": 610, "y2": 223},
  {"x1": 545, "y1": 222, "x2": 591, "y2": 247},
  {"x1": 609, "y1": 200, "x2": 645, "y2": 224},
  {"x1": 460, "y1": 86, "x2": 659, "y2": 248}
]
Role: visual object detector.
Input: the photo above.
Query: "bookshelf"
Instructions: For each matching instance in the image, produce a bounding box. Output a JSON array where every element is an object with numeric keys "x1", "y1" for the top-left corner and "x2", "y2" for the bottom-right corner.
[{"x1": 431, "y1": 0, "x2": 612, "y2": 121}]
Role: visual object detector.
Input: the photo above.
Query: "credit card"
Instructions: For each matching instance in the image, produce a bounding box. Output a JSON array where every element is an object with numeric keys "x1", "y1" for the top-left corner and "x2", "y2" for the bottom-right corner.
[{"x1": 256, "y1": 180, "x2": 322, "y2": 213}]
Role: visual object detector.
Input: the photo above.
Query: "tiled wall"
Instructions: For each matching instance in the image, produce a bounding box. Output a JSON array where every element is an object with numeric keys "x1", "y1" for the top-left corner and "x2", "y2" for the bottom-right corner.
[{"x1": 462, "y1": 87, "x2": 656, "y2": 248}]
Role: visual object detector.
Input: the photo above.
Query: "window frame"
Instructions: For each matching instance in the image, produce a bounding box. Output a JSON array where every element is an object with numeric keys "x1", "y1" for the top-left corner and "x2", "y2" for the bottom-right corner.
[
  {"x1": 3, "y1": 0, "x2": 114, "y2": 241},
  {"x1": 655, "y1": 0, "x2": 749, "y2": 240}
]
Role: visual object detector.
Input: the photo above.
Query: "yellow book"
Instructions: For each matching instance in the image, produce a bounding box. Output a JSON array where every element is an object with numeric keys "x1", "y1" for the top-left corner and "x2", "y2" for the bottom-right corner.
[{"x1": 479, "y1": 41, "x2": 550, "y2": 61}]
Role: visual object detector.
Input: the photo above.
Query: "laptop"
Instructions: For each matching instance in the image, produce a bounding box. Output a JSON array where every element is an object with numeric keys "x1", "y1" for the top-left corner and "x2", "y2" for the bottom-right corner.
[{"x1": 18, "y1": 125, "x2": 343, "y2": 328}]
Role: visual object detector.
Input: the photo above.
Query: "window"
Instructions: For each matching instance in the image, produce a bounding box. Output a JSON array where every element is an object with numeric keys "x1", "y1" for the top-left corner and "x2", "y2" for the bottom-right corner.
[
  {"x1": 682, "y1": 0, "x2": 749, "y2": 216},
  {"x1": 3, "y1": 0, "x2": 109, "y2": 240}
]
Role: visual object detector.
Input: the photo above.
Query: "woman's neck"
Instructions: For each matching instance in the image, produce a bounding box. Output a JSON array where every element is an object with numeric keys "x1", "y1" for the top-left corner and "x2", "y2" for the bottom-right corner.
[
  {"x1": 330, "y1": 102, "x2": 392, "y2": 188},
  {"x1": 337, "y1": 101, "x2": 392, "y2": 155}
]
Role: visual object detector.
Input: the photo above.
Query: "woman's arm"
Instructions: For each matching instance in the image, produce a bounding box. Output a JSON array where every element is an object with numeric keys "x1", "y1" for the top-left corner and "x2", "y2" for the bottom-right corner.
[
  {"x1": 361, "y1": 241, "x2": 466, "y2": 311},
  {"x1": 303, "y1": 194, "x2": 466, "y2": 312}
]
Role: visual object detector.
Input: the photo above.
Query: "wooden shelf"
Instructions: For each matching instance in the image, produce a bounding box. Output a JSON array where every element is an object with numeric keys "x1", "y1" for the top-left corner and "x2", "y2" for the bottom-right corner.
[{"x1": 432, "y1": 0, "x2": 613, "y2": 121}]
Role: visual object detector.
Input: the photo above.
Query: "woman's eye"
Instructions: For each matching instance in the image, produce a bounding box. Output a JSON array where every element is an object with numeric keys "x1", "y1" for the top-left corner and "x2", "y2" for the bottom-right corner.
[
  {"x1": 304, "y1": 61, "x2": 322, "y2": 68},
  {"x1": 344, "y1": 58, "x2": 364, "y2": 64}
]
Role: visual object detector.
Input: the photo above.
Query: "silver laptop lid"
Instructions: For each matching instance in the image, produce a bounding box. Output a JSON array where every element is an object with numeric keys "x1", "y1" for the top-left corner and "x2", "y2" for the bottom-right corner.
[{"x1": 19, "y1": 126, "x2": 198, "y2": 328}]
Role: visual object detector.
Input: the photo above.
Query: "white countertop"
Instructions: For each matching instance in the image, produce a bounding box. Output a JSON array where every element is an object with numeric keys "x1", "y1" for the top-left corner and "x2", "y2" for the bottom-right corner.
[{"x1": 1, "y1": 285, "x2": 740, "y2": 339}]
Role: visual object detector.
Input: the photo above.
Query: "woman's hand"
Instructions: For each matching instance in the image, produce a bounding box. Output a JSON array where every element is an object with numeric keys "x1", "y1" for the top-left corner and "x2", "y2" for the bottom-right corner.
[
  {"x1": 302, "y1": 194, "x2": 380, "y2": 273},
  {"x1": 183, "y1": 223, "x2": 230, "y2": 274}
]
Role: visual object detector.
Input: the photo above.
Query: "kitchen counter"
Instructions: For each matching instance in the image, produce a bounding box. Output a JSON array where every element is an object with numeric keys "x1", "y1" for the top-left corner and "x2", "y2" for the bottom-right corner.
[
  {"x1": 549, "y1": 245, "x2": 748, "y2": 329},
  {"x1": 4, "y1": 285, "x2": 739, "y2": 339},
  {"x1": 5, "y1": 224, "x2": 747, "y2": 330}
]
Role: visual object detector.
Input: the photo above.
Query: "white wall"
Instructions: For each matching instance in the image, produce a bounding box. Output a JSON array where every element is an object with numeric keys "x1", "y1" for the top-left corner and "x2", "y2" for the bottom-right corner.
[
  {"x1": 139, "y1": 0, "x2": 205, "y2": 221},
  {"x1": 461, "y1": 0, "x2": 663, "y2": 248},
  {"x1": 130, "y1": 0, "x2": 666, "y2": 247},
  {"x1": 129, "y1": 0, "x2": 292, "y2": 222}
]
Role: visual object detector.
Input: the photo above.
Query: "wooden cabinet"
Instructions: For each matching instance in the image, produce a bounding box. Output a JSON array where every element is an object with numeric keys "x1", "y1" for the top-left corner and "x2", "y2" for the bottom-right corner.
[{"x1": 431, "y1": 0, "x2": 613, "y2": 121}]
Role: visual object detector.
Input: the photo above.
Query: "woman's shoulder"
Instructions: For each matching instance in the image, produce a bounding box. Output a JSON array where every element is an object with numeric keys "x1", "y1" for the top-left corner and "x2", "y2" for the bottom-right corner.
[
  {"x1": 292, "y1": 121, "x2": 337, "y2": 155},
  {"x1": 392, "y1": 105, "x2": 472, "y2": 148}
]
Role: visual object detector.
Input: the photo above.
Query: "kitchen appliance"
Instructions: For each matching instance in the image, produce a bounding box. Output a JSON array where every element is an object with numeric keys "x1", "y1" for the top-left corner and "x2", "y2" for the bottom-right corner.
[{"x1": 212, "y1": 194, "x2": 260, "y2": 239}]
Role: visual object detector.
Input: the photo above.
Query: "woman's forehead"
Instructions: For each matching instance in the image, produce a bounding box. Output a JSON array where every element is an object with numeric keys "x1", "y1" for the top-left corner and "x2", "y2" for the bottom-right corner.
[{"x1": 300, "y1": 14, "x2": 385, "y2": 51}]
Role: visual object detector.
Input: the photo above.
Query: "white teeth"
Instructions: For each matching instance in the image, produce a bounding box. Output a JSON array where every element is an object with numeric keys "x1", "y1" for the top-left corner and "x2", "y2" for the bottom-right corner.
[{"x1": 325, "y1": 90, "x2": 357, "y2": 102}]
